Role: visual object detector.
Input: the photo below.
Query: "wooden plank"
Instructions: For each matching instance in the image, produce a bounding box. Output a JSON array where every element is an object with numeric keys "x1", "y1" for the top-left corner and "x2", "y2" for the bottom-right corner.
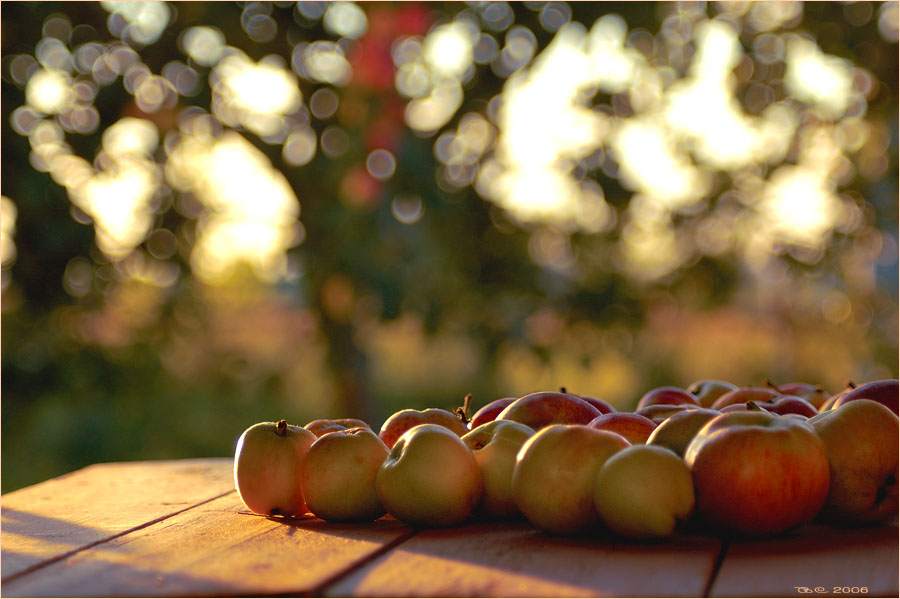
[
  {"x1": 2, "y1": 493, "x2": 415, "y2": 598},
  {"x1": 1, "y1": 458, "x2": 234, "y2": 581},
  {"x1": 709, "y1": 522, "x2": 899, "y2": 598},
  {"x1": 323, "y1": 520, "x2": 723, "y2": 597}
]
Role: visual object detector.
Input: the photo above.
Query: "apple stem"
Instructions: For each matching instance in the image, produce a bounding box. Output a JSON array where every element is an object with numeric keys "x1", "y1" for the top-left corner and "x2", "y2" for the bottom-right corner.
[
  {"x1": 764, "y1": 379, "x2": 784, "y2": 394},
  {"x1": 559, "y1": 386, "x2": 567, "y2": 393},
  {"x1": 746, "y1": 401, "x2": 763, "y2": 411},
  {"x1": 846, "y1": 380, "x2": 858, "y2": 389},
  {"x1": 455, "y1": 393, "x2": 472, "y2": 425},
  {"x1": 275, "y1": 419, "x2": 288, "y2": 436}
]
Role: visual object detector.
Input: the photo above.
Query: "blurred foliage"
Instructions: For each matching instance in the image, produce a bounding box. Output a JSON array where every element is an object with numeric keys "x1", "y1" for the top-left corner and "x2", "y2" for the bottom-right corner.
[{"x1": 2, "y1": 1, "x2": 898, "y2": 492}]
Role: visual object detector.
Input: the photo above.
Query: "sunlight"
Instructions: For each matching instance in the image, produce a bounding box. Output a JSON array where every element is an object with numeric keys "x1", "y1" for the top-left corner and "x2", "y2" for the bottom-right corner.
[
  {"x1": 1, "y1": 196, "x2": 17, "y2": 275},
  {"x1": 75, "y1": 157, "x2": 159, "y2": 260},
  {"x1": 212, "y1": 51, "x2": 302, "y2": 137},
  {"x1": 26, "y1": 69, "x2": 73, "y2": 114},
  {"x1": 100, "y1": 1, "x2": 170, "y2": 45},
  {"x1": 166, "y1": 131, "x2": 301, "y2": 284},
  {"x1": 611, "y1": 115, "x2": 708, "y2": 208},
  {"x1": 423, "y1": 22, "x2": 474, "y2": 79},
  {"x1": 663, "y1": 20, "x2": 793, "y2": 170},
  {"x1": 784, "y1": 37, "x2": 854, "y2": 119}
]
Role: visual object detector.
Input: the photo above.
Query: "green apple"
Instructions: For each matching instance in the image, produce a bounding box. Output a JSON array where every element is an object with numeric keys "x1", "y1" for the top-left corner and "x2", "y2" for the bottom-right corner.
[
  {"x1": 646, "y1": 408, "x2": 720, "y2": 457},
  {"x1": 300, "y1": 427, "x2": 389, "y2": 522},
  {"x1": 511, "y1": 424, "x2": 629, "y2": 534},
  {"x1": 593, "y1": 444, "x2": 694, "y2": 539},
  {"x1": 233, "y1": 419, "x2": 316, "y2": 517},
  {"x1": 809, "y1": 399, "x2": 899, "y2": 524},
  {"x1": 376, "y1": 423, "x2": 482, "y2": 527},
  {"x1": 461, "y1": 420, "x2": 535, "y2": 518}
]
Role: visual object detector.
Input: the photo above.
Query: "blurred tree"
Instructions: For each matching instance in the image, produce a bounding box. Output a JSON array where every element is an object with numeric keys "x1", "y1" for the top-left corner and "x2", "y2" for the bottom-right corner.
[{"x1": 2, "y1": 1, "x2": 897, "y2": 492}]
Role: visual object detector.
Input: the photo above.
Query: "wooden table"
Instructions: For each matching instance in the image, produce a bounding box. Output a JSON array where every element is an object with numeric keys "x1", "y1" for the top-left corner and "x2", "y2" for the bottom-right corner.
[{"x1": 1, "y1": 458, "x2": 896, "y2": 597}]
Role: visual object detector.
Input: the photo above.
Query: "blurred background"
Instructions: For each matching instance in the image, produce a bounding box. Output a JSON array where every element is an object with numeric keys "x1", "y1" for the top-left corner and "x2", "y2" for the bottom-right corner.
[{"x1": 1, "y1": 1, "x2": 897, "y2": 493}]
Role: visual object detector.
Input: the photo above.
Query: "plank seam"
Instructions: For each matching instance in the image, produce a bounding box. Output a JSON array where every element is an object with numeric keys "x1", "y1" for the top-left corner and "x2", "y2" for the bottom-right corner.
[
  {"x1": 702, "y1": 538, "x2": 730, "y2": 598},
  {"x1": 1, "y1": 490, "x2": 236, "y2": 586},
  {"x1": 304, "y1": 527, "x2": 422, "y2": 598}
]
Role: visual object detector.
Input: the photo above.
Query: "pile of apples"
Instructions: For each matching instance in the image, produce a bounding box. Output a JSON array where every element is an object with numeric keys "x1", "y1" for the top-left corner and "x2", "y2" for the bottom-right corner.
[{"x1": 233, "y1": 378, "x2": 898, "y2": 539}]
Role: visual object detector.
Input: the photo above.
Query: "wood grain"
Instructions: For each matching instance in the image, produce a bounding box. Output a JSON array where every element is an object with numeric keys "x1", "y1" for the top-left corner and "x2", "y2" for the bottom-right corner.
[
  {"x1": 709, "y1": 522, "x2": 899, "y2": 598},
  {"x1": 1, "y1": 458, "x2": 234, "y2": 581},
  {"x1": 323, "y1": 520, "x2": 723, "y2": 597},
  {"x1": 2, "y1": 493, "x2": 415, "y2": 598}
]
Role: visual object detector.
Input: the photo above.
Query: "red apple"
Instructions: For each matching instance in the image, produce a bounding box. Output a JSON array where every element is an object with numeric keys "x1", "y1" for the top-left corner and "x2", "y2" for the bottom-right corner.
[
  {"x1": 711, "y1": 387, "x2": 780, "y2": 410},
  {"x1": 636, "y1": 386, "x2": 701, "y2": 410},
  {"x1": 559, "y1": 388, "x2": 616, "y2": 414},
  {"x1": 304, "y1": 418, "x2": 371, "y2": 437},
  {"x1": 468, "y1": 397, "x2": 515, "y2": 430},
  {"x1": 767, "y1": 381, "x2": 831, "y2": 410},
  {"x1": 588, "y1": 412, "x2": 658, "y2": 444},
  {"x1": 809, "y1": 399, "x2": 899, "y2": 524},
  {"x1": 379, "y1": 408, "x2": 468, "y2": 449},
  {"x1": 832, "y1": 379, "x2": 899, "y2": 415},
  {"x1": 635, "y1": 404, "x2": 698, "y2": 424},
  {"x1": 718, "y1": 402, "x2": 770, "y2": 413},
  {"x1": 755, "y1": 395, "x2": 818, "y2": 418},
  {"x1": 684, "y1": 410, "x2": 830, "y2": 536},
  {"x1": 580, "y1": 396, "x2": 617, "y2": 414},
  {"x1": 687, "y1": 379, "x2": 738, "y2": 408},
  {"x1": 497, "y1": 391, "x2": 602, "y2": 430}
]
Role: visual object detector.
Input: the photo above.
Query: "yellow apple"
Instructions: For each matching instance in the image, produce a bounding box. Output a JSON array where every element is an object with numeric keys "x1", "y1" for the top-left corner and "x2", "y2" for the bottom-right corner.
[
  {"x1": 809, "y1": 399, "x2": 899, "y2": 524},
  {"x1": 300, "y1": 427, "x2": 389, "y2": 522},
  {"x1": 511, "y1": 424, "x2": 629, "y2": 534},
  {"x1": 233, "y1": 419, "x2": 316, "y2": 517},
  {"x1": 593, "y1": 444, "x2": 694, "y2": 539},
  {"x1": 376, "y1": 423, "x2": 482, "y2": 527},
  {"x1": 461, "y1": 420, "x2": 535, "y2": 518}
]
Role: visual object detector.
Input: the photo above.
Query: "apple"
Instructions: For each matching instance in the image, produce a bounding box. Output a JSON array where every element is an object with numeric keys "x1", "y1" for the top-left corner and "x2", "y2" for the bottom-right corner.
[
  {"x1": 684, "y1": 410, "x2": 830, "y2": 537},
  {"x1": 579, "y1": 395, "x2": 617, "y2": 414},
  {"x1": 468, "y1": 397, "x2": 515, "y2": 430},
  {"x1": 233, "y1": 419, "x2": 316, "y2": 517},
  {"x1": 304, "y1": 418, "x2": 370, "y2": 437},
  {"x1": 300, "y1": 427, "x2": 389, "y2": 522},
  {"x1": 559, "y1": 387, "x2": 616, "y2": 414},
  {"x1": 767, "y1": 381, "x2": 831, "y2": 410},
  {"x1": 809, "y1": 399, "x2": 899, "y2": 524},
  {"x1": 687, "y1": 379, "x2": 738, "y2": 408},
  {"x1": 718, "y1": 401, "x2": 771, "y2": 413},
  {"x1": 832, "y1": 379, "x2": 899, "y2": 415},
  {"x1": 497, "y1": 391, "x2": 602, "y2": 430},
  {"x1": 379, "y1": 407, "x2": 468, "y2": 449},
  {"x1": 635, "y1": 403, "x2": 698, "y2": 424},
  {"x1": 710, "y1": 386, "x2": 780, "y2": 410},
  {"x1": 587, "y1": 412, "x2": 658, "y2": 444},
  {"x1": 754, "y1": 395, "x2": 818, "y2": 418},
  {"x1": 636, "y1": 386, "x2": 701, "y2": 410},
  {"x1": 375, "y1": 423, "x2": 482, "y2": 527},
  {"x1": 646, "y1": 408, "x2": 720, "y2": 457},
  {"x1": 593, "y1": 444, "x2": 694, "y2": 539},
  {"x1": 461, "y1": 420, "x2": 535, "y2": 518},
  {"x1": 511, "y1": 424, "x2": 629, "y2": 534}
]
